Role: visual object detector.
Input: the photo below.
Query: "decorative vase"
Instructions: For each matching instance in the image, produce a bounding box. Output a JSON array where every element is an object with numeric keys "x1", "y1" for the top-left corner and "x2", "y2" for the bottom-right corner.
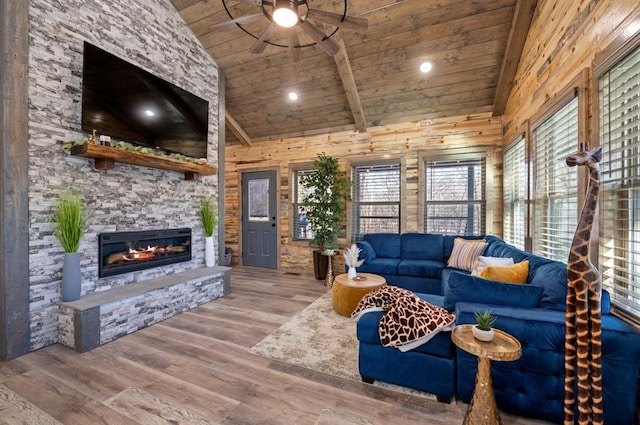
[
  {"x1": 61, "y1": 252, "x2": 81, "y2": 302},
  {"x1": 205, "y1": 236, "x2": 215, "y2": 267},
  {"x1": 348, "y1": 266, "x2": 357, "y2": 279},
  {"x1": 472, "y1": 325, "x2": 494, "y2": 342}
]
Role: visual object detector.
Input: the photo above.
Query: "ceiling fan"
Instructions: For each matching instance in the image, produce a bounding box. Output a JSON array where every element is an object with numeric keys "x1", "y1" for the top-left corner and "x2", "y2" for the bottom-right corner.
[{"x1": 211, "y1": 0, "x2": 368, "y2": 60}]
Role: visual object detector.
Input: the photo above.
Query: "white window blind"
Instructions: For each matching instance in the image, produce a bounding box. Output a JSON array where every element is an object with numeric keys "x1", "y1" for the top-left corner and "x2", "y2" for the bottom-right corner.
[
  {"x1": 503, "y1": 136, "x2": 527, "y2": 249},
  {"x1": 599, "y1": 42, "x2": 640, "y2": 319},
  {"x1": 532, "y1": 97, "x2": 579, "y2": 262},
  {"x1": 291, "y1": 169, "x2": 315, "y2": 241},
  {"x1": 424, "y1": 157, "x2": 486, "y2": 235},
  {"x1": 351, "y1": 163, "x2": 400, "y2": 240}
]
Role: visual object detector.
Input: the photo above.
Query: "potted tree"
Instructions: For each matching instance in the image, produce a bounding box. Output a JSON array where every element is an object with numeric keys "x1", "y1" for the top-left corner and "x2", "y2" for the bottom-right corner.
[
  {"x1": 51, "y1": 188, "x2": 90, "y2": 302},
  {"x1": 300, "y1": 153, "x2": 352, "y2": 280},
  {"x1": 200, "y1": 197, "x2": 217, "y2": 267}
]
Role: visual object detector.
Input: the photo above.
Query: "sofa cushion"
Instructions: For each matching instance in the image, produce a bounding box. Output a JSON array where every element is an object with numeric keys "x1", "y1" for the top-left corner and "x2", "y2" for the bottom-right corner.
[
  {"x1": 527, "y1": 260, "x2": 567, "y2": 311},
  {"x1": 479, "y1": 260, "x2": 529, "y2": 284},
  {"x1": 356, "y1": 241, "x2": 376, "y2": 263},
  {"x1": 401, "y1": 233, "x2": 444, "y2": 260},
  {"x1": 446, "y1": 238, "x2": 488, "y2": 271},
  {"x1": 397, "y1": 259, "x2": 445, "y2": 278},
  {"x1": 364, "y1": 233, "x2": 401, "y2": 259},
  {"x1": 357, "y1": 258, "x2": 400, "y2": 275},
  {"x1": 444, "y1": 234, "x2": 487, "y2": 259},
  {"x1": 443, "y1": 272, "x2": 543, "y2": 311},
  {"x1": 356, "y1": 294, "x2": 454, "y2": 358},
  {"x1": 471, "y1": 256, "x2": 514, "y2": 276}
]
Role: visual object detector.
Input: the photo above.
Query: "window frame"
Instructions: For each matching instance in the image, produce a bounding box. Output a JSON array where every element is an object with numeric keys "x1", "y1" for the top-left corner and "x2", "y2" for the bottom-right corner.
[
  {"x1": 419, "y1": 149, "x2": 490, "y2": 236},
  {"x1": 350, "y1": 161, "x2": 402, "y2": 241},
  {"x1": 290, "y1": 164, "x2": 315, "y2": 242},
  {"x1": 593, "y1": 30, "x2": 640, "y2": 323},
  {"x1": 529, "y1": 70, "x2": 589, "y2": 263},
  {"x1": 503, "y1": 132, "x2": 529, "y2": 250}
]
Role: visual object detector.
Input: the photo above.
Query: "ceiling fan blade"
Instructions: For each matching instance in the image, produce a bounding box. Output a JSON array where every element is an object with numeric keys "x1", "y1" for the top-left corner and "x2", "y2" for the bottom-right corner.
[
  {"x1": 249, "y1": 22, "x2": 279, "y2": 54},
  {"x1": 209, "y1": 13, "x2": 263, "y2": 31},
  {"x1": 306, "y1": 9, "x2": 368, "y2": 33},
  {"x1": 286, "y1": 29, "x2": 300, "y2": 63},
  {"x1": 300, "y1": 20, "x2": 340, "y2": 56},
  {"x1": 235, "y1": 0, "x2": 263, "y2": 5}
]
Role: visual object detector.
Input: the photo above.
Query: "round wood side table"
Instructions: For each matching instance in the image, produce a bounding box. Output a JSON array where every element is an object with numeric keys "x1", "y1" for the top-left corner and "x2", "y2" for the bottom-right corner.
[
  {"x1": 331, "y1": 273, "x2": 386, "y2": 317},
  {"x1": 451, "y1": 324, "x2": 521, "y2": 425}
]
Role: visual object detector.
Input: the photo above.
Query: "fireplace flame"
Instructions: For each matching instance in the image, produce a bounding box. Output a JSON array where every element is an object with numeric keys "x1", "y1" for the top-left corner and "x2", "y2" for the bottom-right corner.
[{"x1": 108, "y1": 244, "x2": 186, "y2": 265}]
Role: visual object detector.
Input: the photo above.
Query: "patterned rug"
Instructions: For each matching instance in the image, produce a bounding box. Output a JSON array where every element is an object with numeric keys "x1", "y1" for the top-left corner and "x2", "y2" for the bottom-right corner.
[{"x1": 249, "y1": 292, "x2": 436, "y2": 400}]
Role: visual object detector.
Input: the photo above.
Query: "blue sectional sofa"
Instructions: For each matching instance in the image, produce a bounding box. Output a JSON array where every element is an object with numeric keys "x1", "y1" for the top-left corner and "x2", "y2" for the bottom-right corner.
[{"x1": 354, "y1": 233, "x2": 640, "y2": 424}]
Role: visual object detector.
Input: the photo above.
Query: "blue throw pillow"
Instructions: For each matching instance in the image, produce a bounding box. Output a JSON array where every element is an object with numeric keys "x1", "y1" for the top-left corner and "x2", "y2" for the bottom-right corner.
[
  {"x1": 356, "y1": 241, "x2": 376, "y2": 263},
  {"x1": 443, "y1": 272, "x2": 543, "y2": 311}
]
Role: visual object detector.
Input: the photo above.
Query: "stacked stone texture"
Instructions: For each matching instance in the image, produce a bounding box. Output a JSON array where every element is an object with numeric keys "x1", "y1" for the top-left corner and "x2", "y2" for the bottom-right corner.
[{"x1": 28, "y1": 0, "x2": 220, "y2": 350}]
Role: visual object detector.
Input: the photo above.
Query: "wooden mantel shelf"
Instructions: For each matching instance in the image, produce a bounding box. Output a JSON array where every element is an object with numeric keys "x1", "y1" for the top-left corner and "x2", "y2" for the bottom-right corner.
[{"x1": 70, "y1": 143, "x2": 217, "y2": 180}]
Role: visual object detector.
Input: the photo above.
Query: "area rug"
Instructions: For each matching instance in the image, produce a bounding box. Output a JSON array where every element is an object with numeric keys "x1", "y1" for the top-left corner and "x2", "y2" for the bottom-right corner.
[{"x1": 249, "y1": 292, "x2": 437, "y2": 400}]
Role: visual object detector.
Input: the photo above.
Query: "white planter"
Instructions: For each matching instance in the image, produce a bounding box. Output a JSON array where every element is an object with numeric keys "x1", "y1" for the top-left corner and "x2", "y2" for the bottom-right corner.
[
  {"x1": 205, "y1": 236, "x2": 215, "y2": 267},
  {"x1": 347, "y1": 266, "x2": 357, "y2": 279},
  {"x1": 472, "y1": 325, "x2": 494, "y2": 342}
]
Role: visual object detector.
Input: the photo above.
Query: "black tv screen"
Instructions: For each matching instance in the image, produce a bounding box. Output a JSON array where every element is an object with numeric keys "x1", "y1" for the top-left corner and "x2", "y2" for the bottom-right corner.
[{"x1": 81, "y1": 42, "x2": 209, "y2": 159}]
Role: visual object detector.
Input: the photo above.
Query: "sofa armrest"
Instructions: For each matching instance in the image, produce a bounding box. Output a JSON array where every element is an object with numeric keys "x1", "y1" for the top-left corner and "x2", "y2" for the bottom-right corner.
[{"x1": 455, "y1": 302, "x2": 640, "y2": 424}]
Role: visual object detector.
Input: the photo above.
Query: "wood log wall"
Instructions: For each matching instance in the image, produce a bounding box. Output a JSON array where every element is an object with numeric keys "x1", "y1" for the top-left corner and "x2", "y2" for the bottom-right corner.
[
  {"x1": 502, "y1": 0, "x2": 640, "y2": 143},
  {"x1": 225, "y1": 114, "x2": 503, "y2": 274}
]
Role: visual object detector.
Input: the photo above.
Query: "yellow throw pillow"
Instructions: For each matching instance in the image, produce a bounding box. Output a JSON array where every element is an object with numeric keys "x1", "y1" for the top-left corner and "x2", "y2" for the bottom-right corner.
[
  {"x1": 447, "y1": 238, "x2": 488, "y2": 272},
  {"x1": 479, "y1": 260, "x2": 529, "y2": 284}
]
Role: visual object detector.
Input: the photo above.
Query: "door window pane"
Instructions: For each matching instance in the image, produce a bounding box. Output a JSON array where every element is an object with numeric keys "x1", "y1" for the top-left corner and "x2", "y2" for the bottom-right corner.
[{"x1": 248, "y1": 178, "x2": 269, "y2": 221}]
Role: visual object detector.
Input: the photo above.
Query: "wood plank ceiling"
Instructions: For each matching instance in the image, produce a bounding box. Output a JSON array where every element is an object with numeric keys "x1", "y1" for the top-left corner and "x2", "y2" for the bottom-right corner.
[{"x1": 171, "y1": 0, "x2": 536, "y2": 145}]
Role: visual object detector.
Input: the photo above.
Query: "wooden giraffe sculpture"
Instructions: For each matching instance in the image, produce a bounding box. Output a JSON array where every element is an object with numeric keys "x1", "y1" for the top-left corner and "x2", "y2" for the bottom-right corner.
[{"x1": 563, "y1": 146, "x2": 603, "y2": 425}]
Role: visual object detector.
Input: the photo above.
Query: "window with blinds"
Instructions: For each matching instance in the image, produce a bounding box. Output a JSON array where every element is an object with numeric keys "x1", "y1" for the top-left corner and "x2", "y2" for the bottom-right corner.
[
  {"x1": 351, "y1": 163, "x2": 400, "y2": 240},
  {"x1": 291, "y1": 169, "x2": 315, "y2": 241},
  {"x1": 503, "y1": 136, "x2": 527, "y2": 249},
  {"x1": 424, "y1": 157, "x2": 486, "y2": 235},
  {"x1": 531, "y1": 97, "x2": 578, "y2": 262},
  {"x1": 598, "y1": 42, "x2": 640, "y2": 319}
]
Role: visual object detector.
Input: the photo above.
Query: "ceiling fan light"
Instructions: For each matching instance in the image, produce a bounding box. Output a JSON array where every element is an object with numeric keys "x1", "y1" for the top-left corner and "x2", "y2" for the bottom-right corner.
[{"x1": 273, "y1": 0, "x2": 298, "y2": 28}]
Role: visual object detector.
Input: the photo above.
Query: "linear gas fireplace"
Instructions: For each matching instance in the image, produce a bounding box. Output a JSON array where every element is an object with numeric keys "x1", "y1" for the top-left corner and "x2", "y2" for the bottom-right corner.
[{"x1": 98, "y1": 228, "x2": 192, "y2": 277}]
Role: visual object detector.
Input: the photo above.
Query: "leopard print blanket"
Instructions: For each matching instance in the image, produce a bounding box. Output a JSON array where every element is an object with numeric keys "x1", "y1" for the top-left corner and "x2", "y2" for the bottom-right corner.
[{"x1": 352, "y1": 286, "x2": 455, "y2": 352}]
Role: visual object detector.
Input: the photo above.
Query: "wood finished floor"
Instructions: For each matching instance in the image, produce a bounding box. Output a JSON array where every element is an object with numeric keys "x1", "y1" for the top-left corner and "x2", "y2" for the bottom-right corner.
[{"x1": 0, "y1": 267, "x2": 548, "y2": 425}]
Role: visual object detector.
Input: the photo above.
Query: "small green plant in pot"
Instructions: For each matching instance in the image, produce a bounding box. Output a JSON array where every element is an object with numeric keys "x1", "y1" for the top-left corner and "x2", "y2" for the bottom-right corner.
[
  {"x1": 472, "y1": 309, "x2": 497, "y2": 342},
  {"x1": 200, "y1": 197, "x2": 217, "y2": 267},
  {"x1": 51, "y1": 188, "x2": 90, "y2": 302}
]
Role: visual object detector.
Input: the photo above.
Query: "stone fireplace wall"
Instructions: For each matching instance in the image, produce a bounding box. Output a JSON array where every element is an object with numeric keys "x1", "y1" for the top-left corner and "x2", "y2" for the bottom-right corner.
[{"x1": 28, "y1": 0, "x2": 221, "y2": 350}]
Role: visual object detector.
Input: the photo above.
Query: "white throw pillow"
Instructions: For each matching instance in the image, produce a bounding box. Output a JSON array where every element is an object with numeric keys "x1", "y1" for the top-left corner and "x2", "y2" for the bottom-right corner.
[{"x1": 471, "y1": 256, "x2": 514, "y2": 276}]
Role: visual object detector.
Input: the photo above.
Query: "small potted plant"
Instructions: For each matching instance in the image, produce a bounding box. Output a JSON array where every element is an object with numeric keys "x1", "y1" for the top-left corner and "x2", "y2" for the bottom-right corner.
[
  {"x1": 200, "y1": 197, "x2": 217, "y2": 267},
  {"x1": 472, "y1": 309, "x2": 497, "y2": 342},
  {"x1": 343, "y1": 243, "x2": 364, "y2": 279},
  {"x1": 51, "y1": 188, "x2": 90, "y2": 302}
]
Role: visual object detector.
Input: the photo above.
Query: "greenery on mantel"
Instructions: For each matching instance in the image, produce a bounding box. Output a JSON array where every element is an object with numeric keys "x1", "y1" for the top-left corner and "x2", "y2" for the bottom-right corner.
[{"x1": 62, "y1": 138, "x2": 206, "y2": 165}]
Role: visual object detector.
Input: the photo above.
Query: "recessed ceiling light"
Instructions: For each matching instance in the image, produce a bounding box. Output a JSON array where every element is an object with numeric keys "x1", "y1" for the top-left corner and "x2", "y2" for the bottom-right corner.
[
  {"x1": 288, "y1": 92, "x2": 299, "y2": 101},
  {"x1": 420, "y1": 61, "x2": 433, "y2": 73},
  {"x1": 144, "y1": 109, "x2": 155, "y2": 117}
]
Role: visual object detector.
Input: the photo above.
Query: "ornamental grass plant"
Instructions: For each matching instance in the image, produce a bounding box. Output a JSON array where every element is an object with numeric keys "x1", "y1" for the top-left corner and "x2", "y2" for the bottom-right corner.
[
  {"x1": 51, "y1": 188, "x2": 89, "y2": 253},
  {"x1": 200, "y1": 197, "x2": 217, "y2": 237}
]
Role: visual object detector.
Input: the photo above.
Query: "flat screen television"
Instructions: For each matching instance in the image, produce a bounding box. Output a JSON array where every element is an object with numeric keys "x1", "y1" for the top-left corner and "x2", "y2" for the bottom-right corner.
[{"x1": 81, "y1": 42, "x2": 209, "y2": 159}]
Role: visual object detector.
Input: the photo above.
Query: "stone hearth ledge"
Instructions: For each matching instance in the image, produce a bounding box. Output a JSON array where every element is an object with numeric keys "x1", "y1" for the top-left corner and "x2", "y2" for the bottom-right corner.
[{"x1": 58, "y1": 266, "x2": 231, "y2": 352}]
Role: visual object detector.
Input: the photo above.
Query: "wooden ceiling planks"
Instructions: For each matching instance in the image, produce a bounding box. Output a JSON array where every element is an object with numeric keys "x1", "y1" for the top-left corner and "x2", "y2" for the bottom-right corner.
[{"x1": 171, "y1": 0, "x2": 531, "y2": 144}]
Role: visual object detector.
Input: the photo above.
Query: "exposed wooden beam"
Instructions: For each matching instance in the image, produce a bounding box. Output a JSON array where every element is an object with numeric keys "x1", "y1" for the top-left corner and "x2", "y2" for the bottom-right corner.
[
  {"x1": 333, "y1": 35, "x2": 367, "y2": 133},
  {"x1": 225, "y1": 111, "x2": 252, "y2": 146},
  {"x1": 492, "y1": 0, "x2": 537, "y2": 116}
]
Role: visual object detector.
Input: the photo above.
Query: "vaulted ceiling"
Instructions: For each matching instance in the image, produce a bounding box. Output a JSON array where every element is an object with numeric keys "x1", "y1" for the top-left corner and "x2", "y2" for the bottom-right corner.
[{"x1": 171, "y1": 0, "x2": 536, "y2": 145}]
